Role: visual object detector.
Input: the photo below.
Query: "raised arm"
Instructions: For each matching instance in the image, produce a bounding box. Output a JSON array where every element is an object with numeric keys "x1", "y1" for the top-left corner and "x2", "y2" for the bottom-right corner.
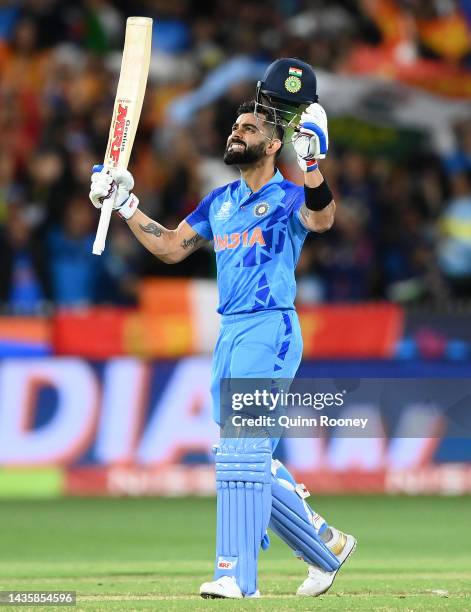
[
  {"x1": 292, "y1": 103, "x2": 336, "y2": 233},
  {"x1": 89, "y1": 166, "x2": 210, "y2": 263},
  {"x1": 299, "y1": 167, "x2": 336, "y2": 233}
]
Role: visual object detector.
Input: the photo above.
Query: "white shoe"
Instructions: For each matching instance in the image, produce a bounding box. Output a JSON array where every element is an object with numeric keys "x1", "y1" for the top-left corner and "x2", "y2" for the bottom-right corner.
[
  {"x1": 199, "y1": 575, "x2": 260, "y2": 599},
  {"x1": 297, "y1": 532, "x2": 357, "y2": 597}
]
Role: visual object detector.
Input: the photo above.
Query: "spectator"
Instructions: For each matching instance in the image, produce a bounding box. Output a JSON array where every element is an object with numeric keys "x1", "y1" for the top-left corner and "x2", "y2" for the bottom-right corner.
[
  {"x1": 444, "y1": 120, "x2": 471, "y2": 177},
  {"x1": 47, "y1": 195, "x2": 102, "y2": 306},
  {"x1": 316, "y1": 202, "x2": 375, "y2": 302},
  {"x1": 437, "y1": 174, "x2": 471, "y2": 297},
  {"x1": 0, "y1": 1, "x2": 470, "y2": 309},
  {"x1": 0, "y1": 203, "x2": 51, "y2": 314}
]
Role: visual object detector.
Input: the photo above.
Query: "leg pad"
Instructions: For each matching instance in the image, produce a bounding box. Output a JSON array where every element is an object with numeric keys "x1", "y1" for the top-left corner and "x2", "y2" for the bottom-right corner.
[
  {"x1": 269, "y1": 460, "x2": 340, "y2": 572},
  {"x1": 214, "y1": 438, "x2": 272, "y2": 595}
]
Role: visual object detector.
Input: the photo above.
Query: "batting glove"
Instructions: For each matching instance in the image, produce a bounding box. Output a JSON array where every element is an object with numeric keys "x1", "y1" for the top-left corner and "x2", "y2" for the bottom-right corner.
[
  {"x1": 89, "y1": 165, "x2": 139, "y2": 220},
  {"x1": 292, "y1": 103, "x2": 329, "y2": 172}
]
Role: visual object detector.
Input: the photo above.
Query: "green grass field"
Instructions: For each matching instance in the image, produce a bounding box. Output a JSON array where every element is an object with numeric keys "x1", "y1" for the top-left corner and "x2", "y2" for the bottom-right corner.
[{"x1": 0, "y1": 496, "x2": 470, "y2": 611}]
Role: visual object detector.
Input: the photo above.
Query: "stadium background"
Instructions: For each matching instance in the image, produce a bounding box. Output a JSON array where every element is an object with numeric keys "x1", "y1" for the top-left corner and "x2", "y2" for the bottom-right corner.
[
  {"x1": 1, "y1": 1, "x2": 471, "y2": 608},
  {"x1": 1, "y1": 0, "x2": 471, "y2": 600},
  {"x1": 1, "y1": 0, "x2": 471, "y2": 497}
]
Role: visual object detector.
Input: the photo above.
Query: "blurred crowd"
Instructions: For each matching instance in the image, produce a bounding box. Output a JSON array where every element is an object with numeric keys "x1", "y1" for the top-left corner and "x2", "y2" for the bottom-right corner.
[{"x1": 1, "y1": 0, "x2": 471, "y2": 313}]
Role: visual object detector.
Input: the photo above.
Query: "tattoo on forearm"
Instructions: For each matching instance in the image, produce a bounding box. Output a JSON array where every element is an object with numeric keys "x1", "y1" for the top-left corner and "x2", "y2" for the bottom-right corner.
[
  {"x1": 300, "y1": 204, "x2": 310, "y2": 222},
  {"x1": 181, "y1": 234, "x2": 202, "y2": 250},
  {"x1": 139, "y1": 222, "x2": 164, "y2": 238}
]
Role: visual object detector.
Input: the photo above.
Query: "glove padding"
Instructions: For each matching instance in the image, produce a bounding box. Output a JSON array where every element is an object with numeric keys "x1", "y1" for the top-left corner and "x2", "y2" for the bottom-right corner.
[
  {"x1": 89, "y1": 165, "x2": 139, "y2": 220},
  {"x1": 292, "y1": 103, "x2": 329, "y2": 172}
]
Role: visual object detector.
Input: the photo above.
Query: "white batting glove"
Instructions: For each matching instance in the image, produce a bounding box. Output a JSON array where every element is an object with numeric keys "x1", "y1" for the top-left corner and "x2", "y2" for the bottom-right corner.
[
  {"x1": 89, "y1": 165, "x2": 139, "y2": 220},
  {"x1": 292, "y1": 103, "x2": 329, "y2": 172}
]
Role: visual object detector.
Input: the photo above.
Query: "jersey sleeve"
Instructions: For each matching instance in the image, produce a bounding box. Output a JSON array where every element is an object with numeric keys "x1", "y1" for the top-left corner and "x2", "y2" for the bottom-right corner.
[
  {"x1": 288, "y1": 185, "x2": 309, "y2": 236},
  {"x1": 185, "y1": 192, "x2": 214, "y2": 240}
]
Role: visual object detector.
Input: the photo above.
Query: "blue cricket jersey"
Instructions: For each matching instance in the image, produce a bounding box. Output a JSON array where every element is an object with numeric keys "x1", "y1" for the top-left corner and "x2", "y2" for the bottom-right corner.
[{"x1": 185, "y1": 169, "x2": 308, "y2": 315}]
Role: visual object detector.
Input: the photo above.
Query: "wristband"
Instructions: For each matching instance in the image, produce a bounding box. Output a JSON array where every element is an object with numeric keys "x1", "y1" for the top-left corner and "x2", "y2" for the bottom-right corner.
[
  {"x1": 117, "y1": 194, "x2": 139, "y2": 220},
  {"x1": 305, "y1": 160, "x2": 318, "y2": 172},
  {"x1": 304, "y1": 180, "x2": 333, "y2": 211}
]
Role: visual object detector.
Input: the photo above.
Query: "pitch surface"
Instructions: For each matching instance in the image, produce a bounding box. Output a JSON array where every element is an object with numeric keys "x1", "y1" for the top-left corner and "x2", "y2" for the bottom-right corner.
[{"x1": 0, "y1": 496, "x2": 470, "y2": 610}]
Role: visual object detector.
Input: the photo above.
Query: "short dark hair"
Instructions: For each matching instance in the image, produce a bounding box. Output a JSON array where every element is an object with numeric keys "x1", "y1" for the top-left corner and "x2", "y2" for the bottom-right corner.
[{"x1": 236, "y1": 100, "x2": 284, "y2": 159}]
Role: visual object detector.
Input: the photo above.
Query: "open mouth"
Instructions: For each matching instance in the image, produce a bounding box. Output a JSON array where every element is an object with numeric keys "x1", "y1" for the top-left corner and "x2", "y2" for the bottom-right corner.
[{"x1": 228, "y1": 141, "x2": 246, "y2": 151}]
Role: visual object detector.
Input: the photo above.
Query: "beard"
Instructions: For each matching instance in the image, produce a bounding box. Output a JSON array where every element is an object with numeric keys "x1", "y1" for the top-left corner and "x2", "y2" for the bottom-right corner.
[{"x1": 223, "y1": 140, "x2": 266, "y2": 166}]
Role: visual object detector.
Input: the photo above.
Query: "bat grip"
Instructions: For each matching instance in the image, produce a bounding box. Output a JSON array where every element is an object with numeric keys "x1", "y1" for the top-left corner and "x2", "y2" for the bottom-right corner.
[{"x1": 92, "y1": 190, "x2": 118, "y2": 255}]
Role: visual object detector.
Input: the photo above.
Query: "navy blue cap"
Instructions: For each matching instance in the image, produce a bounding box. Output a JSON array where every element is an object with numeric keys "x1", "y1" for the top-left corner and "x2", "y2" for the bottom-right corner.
[{"x1": 258, "y1": 58, "x2": 318, "y2": 106}]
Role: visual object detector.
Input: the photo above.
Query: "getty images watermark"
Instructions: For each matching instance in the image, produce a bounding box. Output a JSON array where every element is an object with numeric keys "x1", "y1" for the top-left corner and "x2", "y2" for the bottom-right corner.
[
  {"x1": 230, "y1": 388, "x2": 369, "y2": 431},
  {"x1": 219, "y1": 378, "x2": 471, "y2": 438}
]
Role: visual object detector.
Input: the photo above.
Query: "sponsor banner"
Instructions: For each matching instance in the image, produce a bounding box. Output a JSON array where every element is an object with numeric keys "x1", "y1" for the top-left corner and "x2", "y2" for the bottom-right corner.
[
  {"x1": 137, "y1": 277, "x2": 219, "y2": 354},
  {"x1": 51, "y1": 279, "x2": 219, "y2": 358},
  {"x1": 297, "y1": 469, "x2": 384, "y2": 494},
  {"x1": 299, "y1": 303, "x2": 403, "y2": 358},
  {"x1": 0, "y1": 356, "x2": 470, "y2": 474},
  {"x1": 62, "y1": 465, "x2": 471, "y2": 496},
  {"x1": 124, "y1": 312, "x2": 194, "y2": 357},
  {"x1": 0, "y1": 354, "x2": 469, "y2": 495},
  {"x1": 53, "y1": 308, "x2": 129, "y2": 358},
  {"x1": 0, "y1": 356, "x2": 217, "y2": 467},
  {"x1": 53, "y1": 307, "x2": 195, "y2": 358},
  {"x1": 294, "y1": 465, "x2": 471, "y2": 495},
  {"x1": 49, "y1": 293, "x2": 403, "y2": 359},
  {"x1": 65, "y1": 465, "x2": 215, "y2": 497},
  {"x1": 0, "y1": 317, "x2": 51, "y2": 357},
  {"x1": 385, "y1": 465, "x2": 471, "y2": 495}
]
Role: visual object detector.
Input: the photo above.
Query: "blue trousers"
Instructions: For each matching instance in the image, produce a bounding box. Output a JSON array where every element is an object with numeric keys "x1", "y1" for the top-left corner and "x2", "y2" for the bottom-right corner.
[
  {"x1": 210, "y1": 309, "x2": 339, "y2": 593},
  {"x1": 210, "y1": 309, "x2": 303, "y2": 449}
]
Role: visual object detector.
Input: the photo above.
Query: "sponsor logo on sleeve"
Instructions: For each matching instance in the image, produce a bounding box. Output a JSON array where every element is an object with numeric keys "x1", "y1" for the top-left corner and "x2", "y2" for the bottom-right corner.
[{"x1": 215, "y1": 201, "x2": 233, "y2": 220}]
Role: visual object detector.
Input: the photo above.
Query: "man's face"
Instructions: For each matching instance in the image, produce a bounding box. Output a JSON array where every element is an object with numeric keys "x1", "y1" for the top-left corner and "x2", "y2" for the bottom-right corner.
[{"x1": 223, "y1": 113, "x2": 271, "y2": 166}]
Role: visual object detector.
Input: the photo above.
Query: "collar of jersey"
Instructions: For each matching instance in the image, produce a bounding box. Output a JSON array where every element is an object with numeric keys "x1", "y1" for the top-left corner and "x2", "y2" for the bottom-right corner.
[{"x1": 238, "y1": 169, "x2": 284, "y2": 201}]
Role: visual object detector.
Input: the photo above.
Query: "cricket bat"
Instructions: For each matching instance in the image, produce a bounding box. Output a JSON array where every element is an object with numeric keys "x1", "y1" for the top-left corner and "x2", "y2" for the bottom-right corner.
[{"x1": 92, "y1": 16, "x2": 153, "y2": 256}]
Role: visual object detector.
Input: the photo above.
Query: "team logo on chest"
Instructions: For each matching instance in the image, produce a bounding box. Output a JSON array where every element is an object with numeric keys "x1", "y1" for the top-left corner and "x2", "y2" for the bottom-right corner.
[
  {"x1": 215, "y1": 201, "x2": 233, "y2": 220},
  {"x1": 254, "y1": 202, "x2": 270, "y2": 217}
]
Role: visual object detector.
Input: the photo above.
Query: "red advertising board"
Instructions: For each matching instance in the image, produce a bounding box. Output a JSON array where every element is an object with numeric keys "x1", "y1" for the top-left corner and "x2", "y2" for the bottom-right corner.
[{"x1": 299, "y1": 303, "x2": 403, "y2": 358}]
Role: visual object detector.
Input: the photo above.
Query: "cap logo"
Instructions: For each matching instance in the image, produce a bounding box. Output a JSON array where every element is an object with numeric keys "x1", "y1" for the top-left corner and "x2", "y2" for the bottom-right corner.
[{"x1": 285, "y1": 75, "x2": 301, "y2": 93}]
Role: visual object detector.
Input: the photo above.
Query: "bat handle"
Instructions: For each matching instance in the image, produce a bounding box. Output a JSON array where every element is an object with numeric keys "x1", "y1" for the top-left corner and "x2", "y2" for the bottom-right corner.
[{"x1": 92, "y1": 189, "x2": 118, "y2": 255}]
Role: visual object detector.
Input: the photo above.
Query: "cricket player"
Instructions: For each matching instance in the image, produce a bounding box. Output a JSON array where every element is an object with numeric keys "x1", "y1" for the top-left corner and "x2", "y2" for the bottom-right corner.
[{"x1": 89, "y1": 58, "x2": 356, "y2": 599}]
